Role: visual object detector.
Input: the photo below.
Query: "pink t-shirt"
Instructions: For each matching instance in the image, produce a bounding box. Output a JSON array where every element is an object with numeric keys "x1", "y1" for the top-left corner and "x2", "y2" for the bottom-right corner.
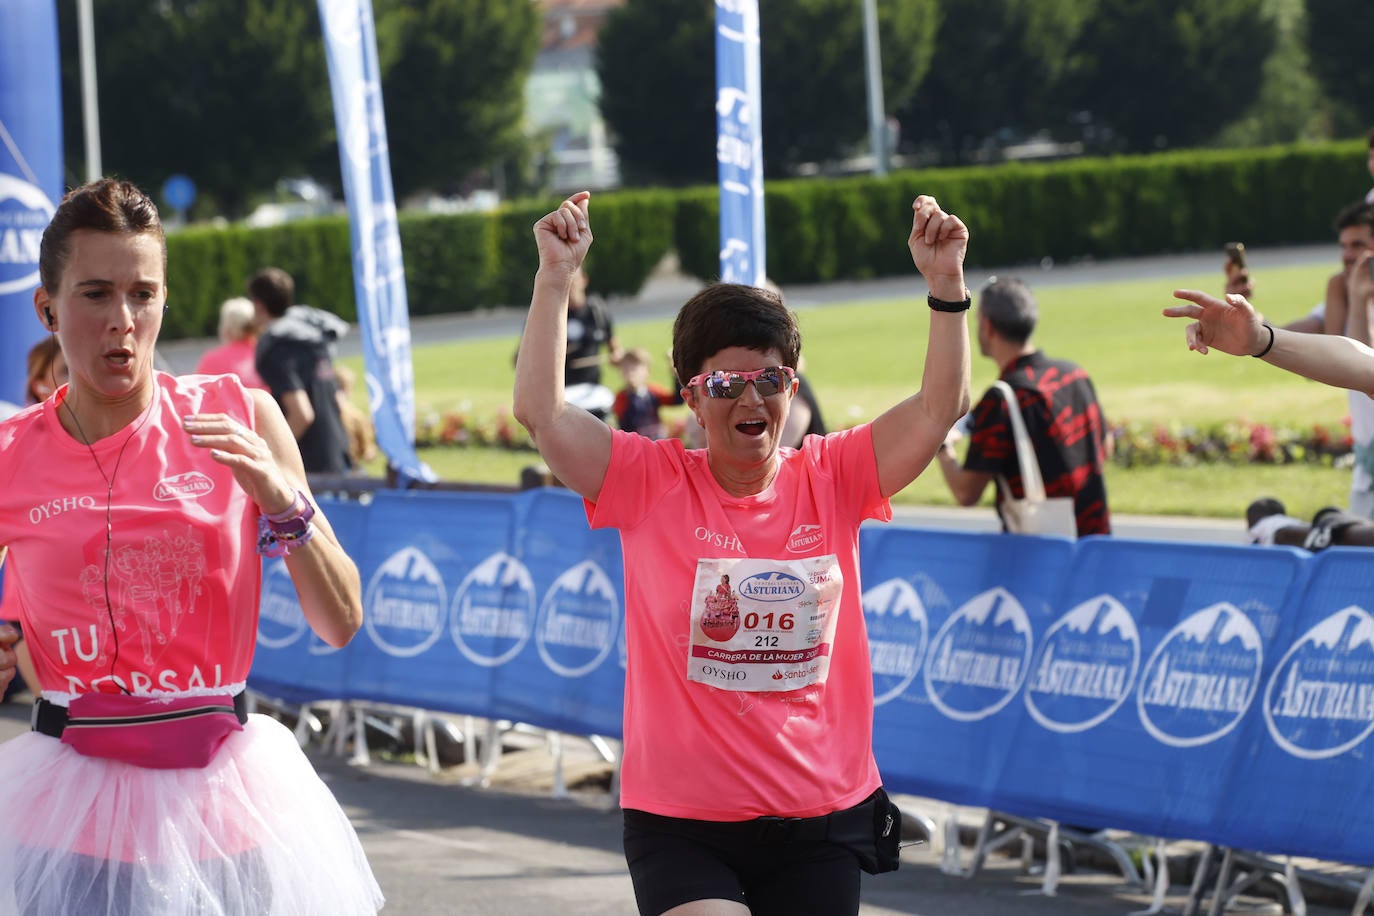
[
  {"x1": 0, "y1": 372, "x2": 260, "y2": 699},
  {"x1": 587, "y1": 425, "x2": 892, "y2": 820},
  {"x1": 194, "y1": 339, "x2": 266, "y2": 390}
]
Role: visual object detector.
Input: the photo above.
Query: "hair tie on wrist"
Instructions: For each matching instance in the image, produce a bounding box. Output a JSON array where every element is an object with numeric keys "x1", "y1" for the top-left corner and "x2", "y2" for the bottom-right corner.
[
  {"x1": 927, "y1": 293, "x2": 972, "y2": 313},
  {"x1": 1251, "y1": 322, "x2": 1275, "y2": 359}
]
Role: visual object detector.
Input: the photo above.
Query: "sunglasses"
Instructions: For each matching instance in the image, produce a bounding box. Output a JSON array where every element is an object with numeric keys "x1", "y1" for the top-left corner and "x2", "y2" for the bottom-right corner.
[{"x1": 686, "y1": 365, "x2": 795, "y2": 399}]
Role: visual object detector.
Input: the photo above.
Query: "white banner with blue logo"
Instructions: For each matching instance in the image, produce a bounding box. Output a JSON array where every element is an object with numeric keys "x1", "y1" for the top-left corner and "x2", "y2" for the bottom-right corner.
[
  {"x1": 255, "y1": 488, "x2": 1374, "y2": 866},
  {"x1": 0, "y1": 2, "x2": 62, "y2": 411},
  {"x1": 317, "y1": 0, "x2": 434, "y2": 483},
  {"x1": 715, "y1": 0, "x2": 765, "y2": 285}
]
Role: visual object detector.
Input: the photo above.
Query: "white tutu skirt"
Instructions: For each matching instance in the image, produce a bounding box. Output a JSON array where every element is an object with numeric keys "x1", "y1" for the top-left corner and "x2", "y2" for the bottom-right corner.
[{"x1": 0, "y1": 714, "x2": 383, "y2": 915}]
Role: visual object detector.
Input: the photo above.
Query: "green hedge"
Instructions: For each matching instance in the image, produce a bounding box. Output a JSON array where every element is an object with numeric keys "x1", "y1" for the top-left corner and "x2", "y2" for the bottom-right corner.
[{"x1": 161, "y1": 140, "x2": 1367, "y2": 339}]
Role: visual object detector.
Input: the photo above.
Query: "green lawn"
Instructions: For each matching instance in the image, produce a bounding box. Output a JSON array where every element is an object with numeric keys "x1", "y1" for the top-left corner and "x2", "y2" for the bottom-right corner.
[{"x1": 346, "y1": 259, "x2": 1355, "y2": 522}]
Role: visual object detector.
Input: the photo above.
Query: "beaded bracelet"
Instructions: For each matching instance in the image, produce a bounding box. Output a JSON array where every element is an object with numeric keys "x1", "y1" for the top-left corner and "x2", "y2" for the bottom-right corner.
[
  {"x1": 257, "y1": 489, "x2": 318, "y2": 557},
  {"x1": 258, "y1": 517, "x2": 318, "y2": 558}
]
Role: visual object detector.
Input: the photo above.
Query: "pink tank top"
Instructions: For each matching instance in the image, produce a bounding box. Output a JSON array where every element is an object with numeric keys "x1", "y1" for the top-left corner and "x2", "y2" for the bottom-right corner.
[{"x1": 0, "y1": 373, "x2": 260, "y2": 698}]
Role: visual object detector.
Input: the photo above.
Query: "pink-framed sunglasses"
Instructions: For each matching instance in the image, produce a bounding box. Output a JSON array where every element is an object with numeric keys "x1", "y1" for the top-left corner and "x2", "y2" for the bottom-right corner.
[{"x1": 686, "y1": 365, "x2": 796, "y2": 399}]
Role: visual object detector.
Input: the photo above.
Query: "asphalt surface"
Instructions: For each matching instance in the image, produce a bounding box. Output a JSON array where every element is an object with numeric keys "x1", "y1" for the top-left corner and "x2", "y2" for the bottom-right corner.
[{"x1": 0, "y1": 701, "x2": 1352, "y2": 915}]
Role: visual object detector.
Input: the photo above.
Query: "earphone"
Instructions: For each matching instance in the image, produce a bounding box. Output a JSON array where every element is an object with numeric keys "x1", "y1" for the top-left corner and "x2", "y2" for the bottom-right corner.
[{"x1": 43, "y1": 306, "x2": 54, "y2": 328}]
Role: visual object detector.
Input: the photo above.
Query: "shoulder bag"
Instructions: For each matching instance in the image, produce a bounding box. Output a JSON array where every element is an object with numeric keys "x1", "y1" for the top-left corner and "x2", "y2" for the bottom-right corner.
[{"x1": 991, "y1": 380, "x2": 1078, "y2": 538}]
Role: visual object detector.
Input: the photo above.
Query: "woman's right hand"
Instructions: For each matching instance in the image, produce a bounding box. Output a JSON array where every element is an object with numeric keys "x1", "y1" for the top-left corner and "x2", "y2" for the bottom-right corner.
[{"x1": 533, "y1": 191, "x2": 592, "y2": 277}]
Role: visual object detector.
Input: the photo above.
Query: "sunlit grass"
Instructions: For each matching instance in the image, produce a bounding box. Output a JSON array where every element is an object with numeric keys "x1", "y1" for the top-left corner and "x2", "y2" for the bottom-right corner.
[{"x1": 346, "y1": 259, "x2": 1355, "y2": 521}]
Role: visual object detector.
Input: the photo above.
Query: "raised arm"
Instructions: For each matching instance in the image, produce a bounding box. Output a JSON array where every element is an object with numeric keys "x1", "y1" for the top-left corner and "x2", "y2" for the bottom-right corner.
[
  {"x1": 511, "y1": 192, "x2": 613, "y2": 501},
  {"x1": 870, "y1": 196, "x2": 973, "y2": 498},
  {"x1": 1164, "y1": 288, "x2": 1374, "y2": 397}
]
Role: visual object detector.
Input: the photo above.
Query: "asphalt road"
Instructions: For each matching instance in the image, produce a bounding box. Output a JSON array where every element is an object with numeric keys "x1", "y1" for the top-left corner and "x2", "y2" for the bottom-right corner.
[{"x1": 0, "y1": 701, "x2": 1351, "y2": 915}]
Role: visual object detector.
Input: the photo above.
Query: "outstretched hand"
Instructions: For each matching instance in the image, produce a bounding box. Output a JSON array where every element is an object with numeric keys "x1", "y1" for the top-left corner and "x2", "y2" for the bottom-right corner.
[
  {"x1": 534, "y1": 191, "x2": 592, "y2": 277},
  {"x1": 908, "y1": 195, "x2": 969, "y2": 294},
  {"x1": 1163, "y1": 289, "x2": 1268, "y2": 357}
]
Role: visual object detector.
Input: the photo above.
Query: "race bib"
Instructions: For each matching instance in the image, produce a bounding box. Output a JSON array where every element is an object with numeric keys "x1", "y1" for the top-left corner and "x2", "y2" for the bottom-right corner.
[{"x1": 687, "y1": 556, "x2": 842, "y2": 692}]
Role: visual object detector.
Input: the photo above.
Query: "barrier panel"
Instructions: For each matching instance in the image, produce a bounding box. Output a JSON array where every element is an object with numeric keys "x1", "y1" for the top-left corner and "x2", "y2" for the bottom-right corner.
[{"x1": 250, "y1": 489, "x2": 1374, "y2": 865}]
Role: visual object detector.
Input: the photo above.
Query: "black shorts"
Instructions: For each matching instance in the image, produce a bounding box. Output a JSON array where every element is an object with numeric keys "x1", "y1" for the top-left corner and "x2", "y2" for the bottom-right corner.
[{"x1": 623, "y1": 807, "x2": 863, "y2": 916}]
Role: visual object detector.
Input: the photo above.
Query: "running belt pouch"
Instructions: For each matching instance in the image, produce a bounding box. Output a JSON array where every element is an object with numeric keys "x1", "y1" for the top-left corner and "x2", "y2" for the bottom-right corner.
[
  {"x1": 831, "y1": 788, "x2": 903, "y2": 874},
  {"x1": 60, "y1": 693, "x2": 243, "y2": 769}
]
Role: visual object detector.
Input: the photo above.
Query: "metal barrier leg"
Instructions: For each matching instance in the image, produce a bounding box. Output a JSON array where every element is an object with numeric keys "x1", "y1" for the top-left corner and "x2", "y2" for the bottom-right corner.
[
  {"x1": 1206, "y1": 848, "x2": 1236, "y2": 916},
  {"x1": 1284, "y1": 858, "x2": 1306, "y2": 916},
  {"x1": 1040, "y1": 821, "x2": 1061, "y2": 896},
  {"x1": 1183, "y1": 845, "x2": 1216, "y2": 916},
  {"x1": 350, "y1": 704, "x2": 371, "y2": 766},
  {"x1": 549, "y1": 731, "x2": 567, "y2": 799},
  {"x1": 1353, "y1": 870, "x2": 1374, "y2": 916},
  {"x1": 941, "y1": 810, "x2": 963, "y2": 876},
  {"x1": 1130, "y1": 838, "x2": 1172, "y2": 916}
]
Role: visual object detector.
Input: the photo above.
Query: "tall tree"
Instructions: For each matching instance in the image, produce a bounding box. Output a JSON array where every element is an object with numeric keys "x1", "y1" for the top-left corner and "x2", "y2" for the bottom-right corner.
[
  {"x1": 58, "y1": 1, "x2": 334, "y2": 217},
  {"x1": 757, "y1": 0, "x2": 937, "y2": 174},
  {"x1": 597, "y1": 0, "x2": 938, "y2": 186},
  {"x1": 596, "y1": 0, "x2": 716, "y2": 186},
  {"x1": 374, "y1": 0, "x2": 541, "y2": 199},
  {"x1": 1068, "y1": 0, "x2": 1277, "y2": 153},
  {"x1": 1304, "y1": 0, "x2": 1374, "y2": 132},
  {"x1": 897, "y1": 0, "x2": 1097, "y2": 162}
]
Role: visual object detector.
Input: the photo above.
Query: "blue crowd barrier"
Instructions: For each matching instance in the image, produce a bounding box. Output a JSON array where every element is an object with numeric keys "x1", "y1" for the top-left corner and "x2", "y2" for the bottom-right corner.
[{"x1": 251, "y1": 488, "x2": 1374, "y2": 865}]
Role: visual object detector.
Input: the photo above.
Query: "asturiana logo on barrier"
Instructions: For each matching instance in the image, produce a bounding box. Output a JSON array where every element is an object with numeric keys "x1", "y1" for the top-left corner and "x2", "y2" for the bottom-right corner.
[
  {"x1": 449, "y1": 552, "x2": 535, "y2": 668},
  {"x1": 365, "y1": 546, "x2": 447, "y2": 657},
  {"x1": 924, "y1": 587, "x2": 1033, "y2": 722},
  {"x1": 535, "y1": 560, "x2": 619, "y2": 678},
  {"x1": 1264, "y1": 606, "x2": 1374, "y2": 760},
  {"x1": 861, "y1": 578, "x2": 928, "y2": 706},
  {"x1": 1025, "y1": 595, "x2": 1140, "y2": 734},
  {"x1": 0, "y1": 174, "x2": 55, "y2": 296},
  {"x1": 1137, "y1": 602, "x2": 1262, "y2": 748}
]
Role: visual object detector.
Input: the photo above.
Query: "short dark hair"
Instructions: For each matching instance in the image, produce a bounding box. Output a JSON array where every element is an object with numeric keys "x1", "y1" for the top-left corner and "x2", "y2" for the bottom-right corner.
[
  {"x1": 39, "y1": 178, "x2": 165, "y2": 292},
  {"x1": 1367, "y1": 126, "x2": 1374, "y2": 149},
  {"x1": 247, "y1": 267, "x2": 295, "y2": 318},
  {"x1": 978, "y1": 277, "x2": 1038, "y2": 344},
  {"x1": 1335, "y1": 200, "x2": 1374, "y2": 234},
  {"x1": 671, "y1": 283, "x2": 801, "y2": 388}
]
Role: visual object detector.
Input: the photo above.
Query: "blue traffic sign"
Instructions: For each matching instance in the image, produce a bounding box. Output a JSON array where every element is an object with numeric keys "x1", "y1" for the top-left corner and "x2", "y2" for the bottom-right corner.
[{"x1": 161, "y1": 174, "x2": 196, "y2": 212}]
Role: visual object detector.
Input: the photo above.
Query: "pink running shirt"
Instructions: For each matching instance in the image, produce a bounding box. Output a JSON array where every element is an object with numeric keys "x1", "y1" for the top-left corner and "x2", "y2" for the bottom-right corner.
[
  {"x1": 0, "y1": 373, "x2": 261, "y2": 698},
  {"x1": 587, "y1": 425, "x2": 892, "y2": 820},
  {"x1": 195, "y1": 339, "x2": 267, "y2": 390}
]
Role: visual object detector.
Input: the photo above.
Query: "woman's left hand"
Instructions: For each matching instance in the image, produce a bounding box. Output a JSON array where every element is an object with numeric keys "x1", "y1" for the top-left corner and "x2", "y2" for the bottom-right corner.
[
  {"x1": 908, "y1": 195, "x2": 969, "y2": 297},
  {"x1": 183, "y1": 413, "x2": 296, "y2": 515}
]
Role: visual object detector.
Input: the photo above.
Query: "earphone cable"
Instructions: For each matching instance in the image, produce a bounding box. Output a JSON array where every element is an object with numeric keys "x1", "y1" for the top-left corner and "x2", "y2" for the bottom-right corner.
[{"x1": 61, "y1": 389, "x2": 156, "y2": 695}]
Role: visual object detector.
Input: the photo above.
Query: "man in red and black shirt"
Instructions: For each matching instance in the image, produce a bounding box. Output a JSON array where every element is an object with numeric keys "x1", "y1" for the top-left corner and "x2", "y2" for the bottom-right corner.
[{"x1": 933, "y1": 277, "x2": 1112, "y2": 536}]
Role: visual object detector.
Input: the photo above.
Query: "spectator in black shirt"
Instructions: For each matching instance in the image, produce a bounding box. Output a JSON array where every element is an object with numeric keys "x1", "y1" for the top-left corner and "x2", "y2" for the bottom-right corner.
[{"x1": 249, "y1": 267, "x2": 351, "y2": 474}]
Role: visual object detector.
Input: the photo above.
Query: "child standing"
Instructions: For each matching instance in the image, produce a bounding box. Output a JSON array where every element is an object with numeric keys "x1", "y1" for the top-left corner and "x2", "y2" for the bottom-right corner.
[{"x1": 613, "y1": 347, "x2": 680, "y2": 439}]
